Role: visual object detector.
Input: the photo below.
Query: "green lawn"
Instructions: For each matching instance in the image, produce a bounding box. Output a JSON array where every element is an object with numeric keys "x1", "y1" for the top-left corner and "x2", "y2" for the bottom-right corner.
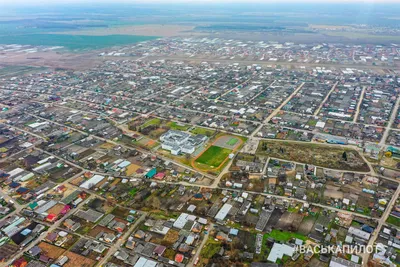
[
  {"x1": 264, "y1": 229, "x2": 307, "y2": 242},
  {"x1": 387, "y1": 215, "x2": 400, "y2": 227},
  {"x1": 190, "y1": 127, "x2": 216, "y2": 137},
  {"x1": 201, "y1": 237, "x2": 221, "y2": 258},
  {"x1": 195, "y1": 146, "x2": 232, "y2": 167},
  {"x1": 226, "y1": 137, "x2": 239, "y2": 146},
  {"x1": 167, "y1": 121, "x2": 190, "y2": 131},
  {"x1": 141, "y1": 118, "x2": 161, "y2": 128},
  {"x1": 129, "y1": 188, "x2": 138, "y2": 197}
]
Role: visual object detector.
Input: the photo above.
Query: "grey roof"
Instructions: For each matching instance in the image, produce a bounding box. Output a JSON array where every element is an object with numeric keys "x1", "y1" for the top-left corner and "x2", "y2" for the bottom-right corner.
[{"x1": 75, "y1": 209, "x2": 104, "y2": 223}]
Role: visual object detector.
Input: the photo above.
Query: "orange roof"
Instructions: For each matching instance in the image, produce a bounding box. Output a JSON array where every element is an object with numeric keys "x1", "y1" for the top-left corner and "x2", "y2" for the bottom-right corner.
[{"x1": 175, "y1": 253, "x2": 184, "y2": 263}]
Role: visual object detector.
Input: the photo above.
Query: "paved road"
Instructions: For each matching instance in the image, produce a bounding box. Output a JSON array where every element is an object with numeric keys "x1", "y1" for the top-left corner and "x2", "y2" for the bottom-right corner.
[
  {"x1": 314, "y1": 81, "x2": 338, "y2": 116},
  {"x1": 187, "y1": 223, "x2": 214, "y2": 267},
  {"x1": 380, "y1": 95, "x2": 400, "y2": 146},
  {"x1": 361, "y1": 183, "x2": 400, "y2": 265},
  {"x1": 96, "y1": 213, "x2": 147, "y2": 267},
  {"x1": 353, "y1": 86, "x2": 367, "y2": 123}
]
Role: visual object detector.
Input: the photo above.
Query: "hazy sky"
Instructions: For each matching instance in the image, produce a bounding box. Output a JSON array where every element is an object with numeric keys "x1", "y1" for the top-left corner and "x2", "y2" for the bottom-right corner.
[{"x1": 1, "y1": 0, "x2": 400, "y2": 4}]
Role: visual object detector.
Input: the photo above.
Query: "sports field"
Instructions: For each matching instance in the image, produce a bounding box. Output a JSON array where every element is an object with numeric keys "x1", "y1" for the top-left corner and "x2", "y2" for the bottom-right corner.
[
  {"x1": 213, "y1": 135, "x2": 241, "y2": 149},
  {"x1": 226, "y1": 137, "x2": 238, "y2": 146},
  {"x1": 195, "y1": 146, "x2": 232, "y2": 168}
]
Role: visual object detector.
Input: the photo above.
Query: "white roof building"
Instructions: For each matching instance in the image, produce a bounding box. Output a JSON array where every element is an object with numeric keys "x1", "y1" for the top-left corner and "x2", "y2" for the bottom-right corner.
[
  {"x1": 215, "y1": 204, "x2": 232, "y2": 221},
  {"x1": 267, "y1": 243, "x2": 295, "y2": 262},
  {"x1": 173, "y1": 213, "x2": 189, "y2": 229},
  {"x1": 80, "y1": 175, "x2": 105, "y2": 189}
]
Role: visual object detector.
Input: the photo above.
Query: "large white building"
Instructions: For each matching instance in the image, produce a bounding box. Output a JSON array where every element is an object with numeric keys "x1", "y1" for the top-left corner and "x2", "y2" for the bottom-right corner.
[
  {"x1": 215, "y1": 203, "x2": 232, "y2": 222},
  {"x1": 160, "y1": 130, "x2": 208, "y2": 155}
]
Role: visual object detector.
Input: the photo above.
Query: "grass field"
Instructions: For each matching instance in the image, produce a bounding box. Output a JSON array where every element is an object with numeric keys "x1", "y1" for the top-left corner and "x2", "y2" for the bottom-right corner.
[
  {"x1": 195, "y1": 145, "x2": 232, "y2": 168},
  {"x1": 0, "y1": 34, "x2": 159, "y2": 50},
  {"x1": 321, "y1": 31, "x2": 400, "y2": 42},
  {"x1": 0, "y1": 65, "x2": 47, "y2": 78},
  {"x1": 387, "y1": 215, "x2": 400, "y2": 227},
  {"x1": 264, "y1": 229, "x2": 307, "y2": 242},
  {"x1": 227, "y1": 137, "x2": 238, "y2": 146},
  {"x1": 141, "y1": 118, "x2": 161, "y2": 128},
  {"x1": 167, "y1": 121, "x2": 191, "y2": 131},
  {"x1": 190, "y1": 127, "x2": 216, "y2": 137}
]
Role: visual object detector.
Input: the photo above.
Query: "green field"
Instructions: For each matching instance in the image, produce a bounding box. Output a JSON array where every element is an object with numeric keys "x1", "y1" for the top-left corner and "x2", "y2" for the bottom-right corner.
[
  {"x1": 321, "y1": 31, "x2": 400, "y2": 42},
  {"x1": 387, "y1": 215, "x2": 400, "y2": 227},
  {"x1": 190, "y1": 127, "x2": 216, "y2": 137},
  {"x1": 226, "y1": 137, "x2": 238, "y2": 146},
  {"x1": 0, "y1": 34, "x2": 159, "y2": 50},
  {"x1": 167, "y1": 121, "x2": 191, "y2": 131},
  {"x1": 195, "y1": 145, "x2": 232, "y2": 167},
  {"x1": 264, "y1": 229, "x2": 307, "y2": 242},
  {"x1": 141, "y1": 118, "x2": 161, "y2": 128}
]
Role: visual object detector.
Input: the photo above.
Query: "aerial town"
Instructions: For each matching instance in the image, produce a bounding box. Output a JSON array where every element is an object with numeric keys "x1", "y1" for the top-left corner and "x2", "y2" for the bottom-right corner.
[{"x1": 1, "y1": 19, "x2": 400, "y2": 267}]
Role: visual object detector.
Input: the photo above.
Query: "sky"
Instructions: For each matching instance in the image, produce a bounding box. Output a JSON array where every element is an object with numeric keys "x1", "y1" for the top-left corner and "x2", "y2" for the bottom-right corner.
[{"x1": 1, "y1": 0, "x2": 400, "y2": 4}]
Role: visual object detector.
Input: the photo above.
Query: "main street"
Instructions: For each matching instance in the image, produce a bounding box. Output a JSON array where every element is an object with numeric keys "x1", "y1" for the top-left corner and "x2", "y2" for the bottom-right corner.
[
  {"x1": 380, "y1": 95, "x2": 400, "y2": 146},
  {"x1": 96, "y1": 213, "x2": 147, "y2": 267},
  {"x1": 361, "y1": 183, "x2": 400, "y2": 265}
]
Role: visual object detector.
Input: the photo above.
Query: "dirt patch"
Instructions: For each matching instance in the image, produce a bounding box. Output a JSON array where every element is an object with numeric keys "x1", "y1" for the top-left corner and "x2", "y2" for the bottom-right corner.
[
  {"x1": 47, "y1": 203, "x2": 66, "y2": 215},
  {"x1": 257, "y1": 140, "x2": 370, "y2": 172},
  {"x1": 298, "y1": 216, "x2": 317, "y2": 235},
  {"x1": 324, "y1": 184, "x2": 344, "y2": 199},
  {"x1": 0, "y1": 51, "x2": 99, "y2": 70},
  {"x1": 266, "y1": 209, "x2": 283, "y2": 229},
  {"x1": 38, "y1": 241, "x2": 66, "y2": 259},
  {"x1": 63, "y1": 251, "x2": 96, "y2": 267},
  {"x1": 276, "y1": 212, "x2": 304, "y2": 231},
  {"x1": 88, "y1": 225, "x2": 114, "y2": 238}
]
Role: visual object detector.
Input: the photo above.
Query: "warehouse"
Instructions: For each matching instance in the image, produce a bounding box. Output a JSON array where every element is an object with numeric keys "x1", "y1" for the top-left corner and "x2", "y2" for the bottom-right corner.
[{"x1": 215, "y1": 203, "x2": 233, "y2": 222}]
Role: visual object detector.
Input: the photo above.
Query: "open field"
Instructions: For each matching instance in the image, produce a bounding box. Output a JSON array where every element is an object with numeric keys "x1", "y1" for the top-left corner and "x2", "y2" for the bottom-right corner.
[
  {"x1": 321, "y1": 30, "x2": 400, "y2": 42},
  {"x1": 38, "y1": 242, "x2": 66, "y2": 259},
  {"x1": 213, "y1": 135, "x2": 241, "y2": 150},
  {"x1": 0, "y1": 65, "x2": 48, "y2": 77},
  {"x1": 166, "y1": 121, "x2": 191, "y2": 131},
  {"x1": 195, "y1": 146, "x2": 232, "y2": 168},
  {"x1": 256, "y1": 141, "x2": 370, "y2": 172},
  {"x1": 63, "y1": 251, "x2": 97, "y2": 267},
  {"x1": 264, "y1": 229, "x2": 307, "y2": 242},
  {"x1": 0, "y1": 34, "x2": 159, "y2": 50},
  {"x1": 309, "y1": 24, "x2": 353, "y2": 30},
  {"x1": 0, "y1": 51, "x2": 100, "y2": 70},
  {"x1": 51, "y1": 24, "x2": 196, "y2": 37},
  {"x1": 140, "y1": 118, "x2": 161, "y2": 129},
  {"x1": 190, "y1": 127, "x2": 216, "y2": 137}
]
